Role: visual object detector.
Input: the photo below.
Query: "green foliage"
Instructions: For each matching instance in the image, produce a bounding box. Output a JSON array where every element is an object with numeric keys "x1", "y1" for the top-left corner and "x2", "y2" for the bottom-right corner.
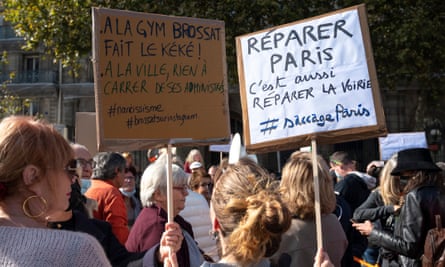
[
  {"x1": 0, "y1": 51, "x2": 30, "y2": 119},
  {"x1": 0, "y1": 87, "x2": 31, "y2": 119},
  {"x1": 2, "y1": 0, "x2": 444, "y2": 110},
  {"x1": 344, "y1": 0, "x2": 445, "y2": 113}
]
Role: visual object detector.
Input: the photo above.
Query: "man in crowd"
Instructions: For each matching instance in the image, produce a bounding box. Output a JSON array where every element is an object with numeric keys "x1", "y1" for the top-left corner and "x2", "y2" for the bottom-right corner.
[{"x1": 85, "y1": 152, "x2": 129, "y2": 245}]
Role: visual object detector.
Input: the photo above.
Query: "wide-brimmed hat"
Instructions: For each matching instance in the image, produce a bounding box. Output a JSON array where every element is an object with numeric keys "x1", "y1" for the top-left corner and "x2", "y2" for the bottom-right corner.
[{"x1": 391, "y1": 148, "x2": 441, "y2": 175}]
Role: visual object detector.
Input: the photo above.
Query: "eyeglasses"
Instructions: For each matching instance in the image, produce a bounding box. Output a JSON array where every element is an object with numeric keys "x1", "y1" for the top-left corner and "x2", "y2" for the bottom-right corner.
[
  {"x1": 76, "y1": 158, "x2": 94, "y2": 168},
  {"x1": 173, "y1": 184, "x2": 189, "y2": 193}
]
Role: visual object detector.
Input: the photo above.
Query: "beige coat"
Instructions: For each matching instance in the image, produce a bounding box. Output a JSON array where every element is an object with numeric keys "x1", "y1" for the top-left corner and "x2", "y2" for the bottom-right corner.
[{"x1": 270, "y1": 213, "x2": 348, "y2": 267}]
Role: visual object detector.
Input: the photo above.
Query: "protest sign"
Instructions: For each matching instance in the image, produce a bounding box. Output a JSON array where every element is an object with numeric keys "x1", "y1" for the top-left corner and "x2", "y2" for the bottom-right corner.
[
  {"x1": 236, "y1": 4, "x2": 387, "y2": 153},
  {"x1": 209, "y1": 143, "x2": 231, "y2": 153},
  {"x1": 75, "y1": 112, "x2": 98, "y2": 156},
  {"x1": 379, "y1": 132, "x2": 427, "y2": 160},
  {"x1": 92, "y1": 8, "x2": 230, "y2": 152}
]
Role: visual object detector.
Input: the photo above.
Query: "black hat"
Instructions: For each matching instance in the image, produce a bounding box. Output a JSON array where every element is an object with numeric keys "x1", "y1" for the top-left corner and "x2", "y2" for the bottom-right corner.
[{"x1": 391, "y1": 148, "x2": 441, "y2": 175}]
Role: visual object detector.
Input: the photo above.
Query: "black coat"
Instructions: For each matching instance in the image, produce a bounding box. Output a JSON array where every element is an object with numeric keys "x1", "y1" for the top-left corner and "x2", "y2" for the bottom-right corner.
[
  {"x1": 335, "y1": 173, "x2": 371, "y2": 267},
  {"x1": 368, "y1": 185, "x2": 445, "y2": 267},
  {"x1": 335, "y1": 173, "x2": 371, "y2": 212}
]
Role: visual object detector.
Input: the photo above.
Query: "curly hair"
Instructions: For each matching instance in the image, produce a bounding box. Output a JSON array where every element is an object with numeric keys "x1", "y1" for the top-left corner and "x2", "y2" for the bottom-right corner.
[{"x1": 211, "y1": 157, "x2": 291, "y2": 266}]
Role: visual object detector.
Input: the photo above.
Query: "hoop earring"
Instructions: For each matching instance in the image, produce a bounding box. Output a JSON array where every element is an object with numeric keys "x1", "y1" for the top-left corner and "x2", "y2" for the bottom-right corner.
[{"x1": 22, "y1": 195, "x2": 48, "y2": 218}]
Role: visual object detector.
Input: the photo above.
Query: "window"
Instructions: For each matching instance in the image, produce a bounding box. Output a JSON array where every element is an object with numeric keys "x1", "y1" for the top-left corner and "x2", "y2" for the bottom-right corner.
[{"x1": 25, "y1": 56, "x2": 39, "y2": 82}]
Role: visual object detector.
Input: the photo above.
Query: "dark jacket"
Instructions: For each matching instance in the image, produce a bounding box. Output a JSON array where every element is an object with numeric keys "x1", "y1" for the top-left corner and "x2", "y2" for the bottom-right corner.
[
  {"x1": 335, "y1": 172, "x2": 371, "y2": 267},
  {"x1": 353, "y1": 189, "x2": 396, "y2": 230},
  {"x1": 353, "y1": 189, "x2": 398, "y2": 266},
  {"x1": 48, "y1": 210, "x2": 144, "y2": 267},
  {"x1": 335, "y1": 172, "x2": 371, "y2": 212},
  {"x1": 368, "y1": 185, "x2": 445, "y2": 267}
]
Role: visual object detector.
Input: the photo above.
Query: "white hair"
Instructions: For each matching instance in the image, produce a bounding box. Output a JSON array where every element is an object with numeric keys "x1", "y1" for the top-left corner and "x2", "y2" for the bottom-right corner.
[{"x1": 139, "y1": 154, "x2": 189, "y2": 207}]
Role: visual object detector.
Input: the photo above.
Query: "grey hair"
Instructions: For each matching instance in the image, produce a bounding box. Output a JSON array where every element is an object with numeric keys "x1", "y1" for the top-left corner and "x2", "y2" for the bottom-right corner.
[
  {"x1": 70, "y1": 143, "x2": 89, "y2": 151},
  {"x1": 92, "y1": 152, "x2": 126, "y2": 180},
  {"x1": 140, "y1": 153, "x2": 189, "y2": 207}
]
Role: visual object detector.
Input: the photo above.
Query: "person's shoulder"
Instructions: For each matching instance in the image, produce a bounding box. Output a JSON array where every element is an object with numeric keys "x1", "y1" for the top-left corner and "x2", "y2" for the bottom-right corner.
[
  {"x1": 410, "y1": 185, "x2": 442, "y2": 198},
  {"x1": 0, "y1": 227, "x2": 111, "y2": 266},
  {"x1": 1, "y1": 225, "x2": 62, "y2": 236},
  {"x1": 61, "y1": 230, "x2": 112, "y2": 266},
  {"x1": 322, "y1": 213, "x2": 345, "y2": 231},
  {"x1": 184, "y1": 190, "x2": 208, "y2": 207},
  {"x1": 2, "y1": 226, "x2": 95, "y2": 244},
  {"x1": 344, "y1": 172, "x2": 372, "y2": 187},
  {"x1": 175, "y1": 213, "x2": 193, "y2": 229},
  {"x1": 73, "y1": 210, "x2": 111, "y2": 233},
  {"x1": 134, "y1": 207, "x2": 163, "y2": 226},
  {"x1": 85, "y1": 180, "x2": 111, "y2": 194},
  {"x1": 98, "y1": 182, "x2": 125, "y2": 199},
  {"x1": 343, "y1": 171, "x2": 362, "y2": 180}
]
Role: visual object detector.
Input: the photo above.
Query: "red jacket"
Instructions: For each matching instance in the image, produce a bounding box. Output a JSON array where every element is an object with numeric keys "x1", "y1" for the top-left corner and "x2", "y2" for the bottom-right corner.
[
  {"x1": 126, "y1": 205, "x2": 194, "y2": 266},
  {"x1": 85, "y1": 179, "x2": 129, "y2": 245}
]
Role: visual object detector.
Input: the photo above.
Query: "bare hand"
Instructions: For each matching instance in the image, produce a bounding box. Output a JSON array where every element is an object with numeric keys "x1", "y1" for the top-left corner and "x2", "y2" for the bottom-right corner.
[
  {"x1": 158, "y1": 222, "x2": 183, "y2": 266},
  {"x1": 352, "y1": 220, "x2": 373, "y2": 236},
  {"x1": 314, "y1": 247, "x2": 334, "y2": 267},
  {"x1": 163, "y1": 250, "x2": 178, "y2": 267}
]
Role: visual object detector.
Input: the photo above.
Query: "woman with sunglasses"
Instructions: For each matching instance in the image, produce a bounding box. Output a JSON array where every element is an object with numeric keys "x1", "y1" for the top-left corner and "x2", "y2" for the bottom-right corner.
[
  {"x1": 0, "y1": 116, "x2": 111, "y2": 266},
  {"x1": 353, "y1": 148, "x2": 445, "y2": 267}
]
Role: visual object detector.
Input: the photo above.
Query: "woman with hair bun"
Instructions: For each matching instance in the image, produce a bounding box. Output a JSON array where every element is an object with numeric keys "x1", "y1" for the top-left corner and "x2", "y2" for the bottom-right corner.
[
  {"x1": 200, "y1": 157, "x2": 292, "y2": 267},
  {"x1": 158, "y1": 156, "x2": 335, "y2": 267}
]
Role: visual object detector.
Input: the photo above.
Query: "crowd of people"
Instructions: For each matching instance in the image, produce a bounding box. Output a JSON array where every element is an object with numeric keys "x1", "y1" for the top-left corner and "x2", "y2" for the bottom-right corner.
[{"x1": 1, "y1": 115, "x2": 444, "y2": 267}]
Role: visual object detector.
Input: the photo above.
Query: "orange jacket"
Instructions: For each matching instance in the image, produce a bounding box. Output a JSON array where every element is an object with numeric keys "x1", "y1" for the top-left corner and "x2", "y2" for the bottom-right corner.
[{"x1": 85, "y1": 179, "x2": 129, "y2": 245}]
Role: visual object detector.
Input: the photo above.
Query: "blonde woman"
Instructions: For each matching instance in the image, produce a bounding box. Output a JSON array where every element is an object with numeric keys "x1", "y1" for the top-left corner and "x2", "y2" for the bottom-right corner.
[
  {"x1": 184, "y1": 148, "x2": 204, "y2": 174},
  {"x1": 271, "y1": 151, "x2": 347, "y2": 267},
  {"x1": 352, "y1": 154, "x2": 401, "y2": 266}
]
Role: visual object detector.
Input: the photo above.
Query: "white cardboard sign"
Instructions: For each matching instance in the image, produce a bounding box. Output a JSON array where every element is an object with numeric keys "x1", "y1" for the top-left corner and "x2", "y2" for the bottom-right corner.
[
  {"x1": 236, "y1": 5, "x2": 387, "y2": 153},
  {"x1": 379, "y1": 132, "x2": 427, "y2": 160}
]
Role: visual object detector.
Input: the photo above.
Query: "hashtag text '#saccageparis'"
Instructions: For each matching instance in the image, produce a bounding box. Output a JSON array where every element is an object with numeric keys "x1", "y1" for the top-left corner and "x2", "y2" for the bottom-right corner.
[
  {"x1": 258, "y1": 103, "x2": 371, "y2": 135},
  {"x1": 283, "y1": 103, "x2": 370, "y2": 128}
]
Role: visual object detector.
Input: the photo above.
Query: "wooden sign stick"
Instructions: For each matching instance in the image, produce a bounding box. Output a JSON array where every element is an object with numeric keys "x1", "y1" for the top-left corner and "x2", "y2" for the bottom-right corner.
[
  {"x1": 165, "y1": 143, "x2": 175, "y2": 265},
  {"x1": 311, "y1": 138, "x2": 323, "y2": 251},
  {"x1": 166, "y1": 143, "x2": 174, "y2": 223}
]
